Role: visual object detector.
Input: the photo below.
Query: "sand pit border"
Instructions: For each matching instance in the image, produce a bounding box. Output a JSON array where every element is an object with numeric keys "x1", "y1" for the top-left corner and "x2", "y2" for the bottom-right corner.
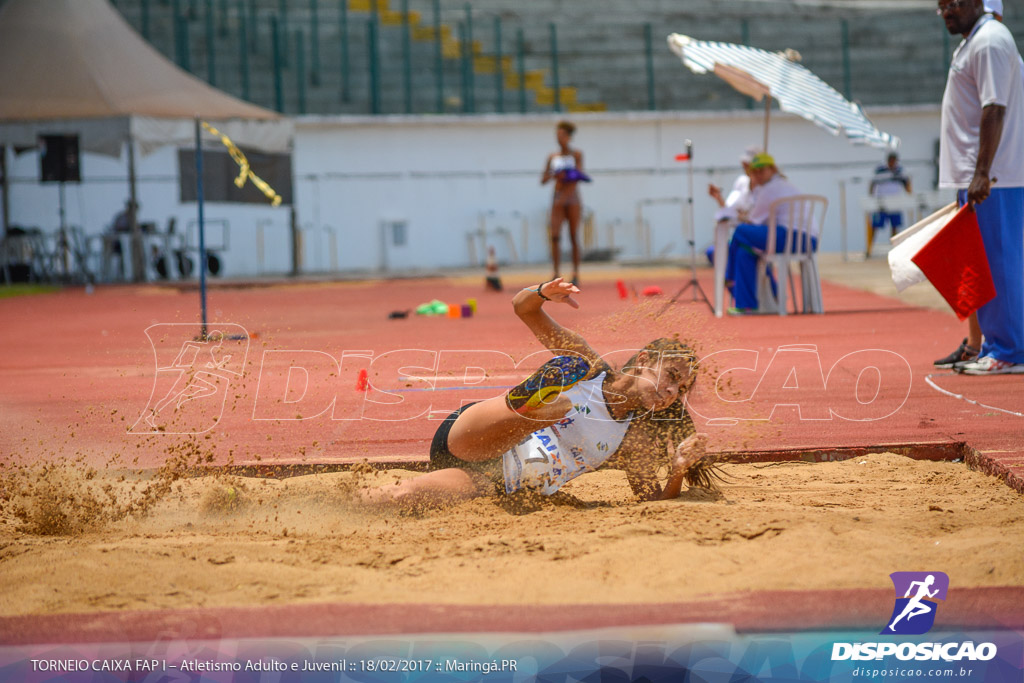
[{"x1": 195, "y1": 440, "x2": 1021, "y2": 494}]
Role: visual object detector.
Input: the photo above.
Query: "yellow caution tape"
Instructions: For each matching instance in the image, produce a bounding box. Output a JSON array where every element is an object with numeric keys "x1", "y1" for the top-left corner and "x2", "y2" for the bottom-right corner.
[{"x1": 201, "y1": 121, "x2": 283, "y2": 207}]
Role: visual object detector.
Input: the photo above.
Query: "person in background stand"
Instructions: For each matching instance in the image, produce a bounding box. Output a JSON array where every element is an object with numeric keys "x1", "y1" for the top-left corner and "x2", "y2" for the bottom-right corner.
[
  {"x1": 105, "y1": 199, "x2": 138, "y2": 280},
  {"x1": 866, "y1": 152, "x2": 912, "y2": 257},
  {"x1": 542, "y1": 121, "x2": 586, "y2": 286}
]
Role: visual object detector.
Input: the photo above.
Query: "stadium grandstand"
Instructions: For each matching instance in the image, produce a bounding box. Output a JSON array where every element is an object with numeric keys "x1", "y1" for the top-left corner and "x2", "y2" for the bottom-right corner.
[{"x1": 84, "y1": 0, "x2": 1024, "y2": 116}]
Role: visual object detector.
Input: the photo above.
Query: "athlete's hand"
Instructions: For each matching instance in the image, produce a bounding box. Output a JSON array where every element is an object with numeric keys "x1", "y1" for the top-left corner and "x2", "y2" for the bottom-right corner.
[
  {"x1": 669, "y1": 433, "x2": 708, "y2": 472},
  {"x1": 540, "y1": 278, "x2": 581, "y2": 309}
]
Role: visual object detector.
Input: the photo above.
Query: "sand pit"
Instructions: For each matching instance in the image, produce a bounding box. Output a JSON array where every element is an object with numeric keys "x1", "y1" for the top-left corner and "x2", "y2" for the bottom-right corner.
[{"x1": 0, "y1": 453, "x2": 1021, "y2": 617}]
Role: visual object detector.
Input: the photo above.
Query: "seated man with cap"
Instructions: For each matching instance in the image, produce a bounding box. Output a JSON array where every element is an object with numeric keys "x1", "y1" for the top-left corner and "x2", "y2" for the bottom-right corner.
[
  {"x1": 724, "y1": 153, "x2": 809, "y2": 312},
  {"x1": 708, "y1": 145, "x2": 761, "y2": 223},
  {"x1": 705, "y1": 145, "x2": 761, "y2": 269}
]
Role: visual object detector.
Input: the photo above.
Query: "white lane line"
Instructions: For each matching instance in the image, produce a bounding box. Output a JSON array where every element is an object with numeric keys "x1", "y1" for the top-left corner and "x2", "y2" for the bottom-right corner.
[{"x1": 924, "y1": 373, "x2": 1024, "y2": 418}]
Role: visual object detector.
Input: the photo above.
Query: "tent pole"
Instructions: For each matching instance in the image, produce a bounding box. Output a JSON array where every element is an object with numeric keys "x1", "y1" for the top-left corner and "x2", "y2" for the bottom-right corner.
[
  {"x1": 127, "y1": 137, "x2": 146, "y2": 282},
  {"x1": 59, "y1": 182, "x2": 69, "y2": 276},
  {"x1": 194, "y1": 117, "x2": 209, "y2": 340},
  {"x1": 290, "y1": 206, "x2": 300, "y2": 276},
  {"x1": 1, "y1": 145, "x2": 9, "y2": 235},
  {"x1": 763, "y1": 96, "x2": 771, "y2": 153}
]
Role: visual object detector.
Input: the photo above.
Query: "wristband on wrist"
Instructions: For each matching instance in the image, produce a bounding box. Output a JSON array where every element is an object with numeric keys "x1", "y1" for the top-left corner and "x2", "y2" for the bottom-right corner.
[{"x1": 532, "y1": 281, "x2": 552, "y2": 301}]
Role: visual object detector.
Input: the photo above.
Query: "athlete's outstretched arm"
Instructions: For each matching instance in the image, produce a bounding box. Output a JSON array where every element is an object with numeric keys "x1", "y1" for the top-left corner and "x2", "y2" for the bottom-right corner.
[
  {"x1": 623, "y1": 434, "x2": 710, "y2": 501},
  {"x1": 512, "y1": 278, "x2": 601, "y2": 364}
]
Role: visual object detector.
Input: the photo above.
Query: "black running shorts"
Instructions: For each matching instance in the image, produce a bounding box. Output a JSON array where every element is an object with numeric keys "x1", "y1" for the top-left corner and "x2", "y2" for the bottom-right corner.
[{"x1": 428, "y1": 402, "x2": 504, "y2": 485}]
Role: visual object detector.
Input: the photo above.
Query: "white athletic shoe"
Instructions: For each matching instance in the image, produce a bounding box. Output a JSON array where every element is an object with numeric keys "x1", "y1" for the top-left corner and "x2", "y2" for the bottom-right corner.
[{"x1": 955, "y1": 356, "x2": 1024, "y2": 375}]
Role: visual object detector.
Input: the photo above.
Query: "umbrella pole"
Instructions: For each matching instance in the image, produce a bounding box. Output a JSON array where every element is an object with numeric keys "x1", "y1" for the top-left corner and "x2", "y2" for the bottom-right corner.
[
  {"x1": 1, "y1": 145, "x2": 9, "y2": 235},
  {"x1": 763, "y1": 96, "x2": 771, "y2": 152},
  {"x1": 127, "y1": 137, "x2": 146, "y2": 282}
]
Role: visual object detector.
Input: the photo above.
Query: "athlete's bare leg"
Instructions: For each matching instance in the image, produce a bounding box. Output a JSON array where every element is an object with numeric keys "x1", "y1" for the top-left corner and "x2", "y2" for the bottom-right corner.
[
  {"x1": 889, "y1": 599, "x2": 931, "y2": 630},
  {"x1": 566, "y1": 202, "x2": 582, "y2": 282},
  {"x1": 357, "y1": 394, "x2": 571, "y2": 507},
  {"x1": 550, "y1": 204, "x2": 565, "y2": 278},
  {"x1": 447, "y1": 393, "x2": 572, "y2": 462},
  {"x1": 358, "y1": 467, "x2": 491, "y2": 507}
]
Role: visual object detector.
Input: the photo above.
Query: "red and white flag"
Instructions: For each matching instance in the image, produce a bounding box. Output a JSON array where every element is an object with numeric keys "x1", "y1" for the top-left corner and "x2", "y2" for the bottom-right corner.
[{"x1": 888, "y1": 203, "x2": 996, "y2": 321}]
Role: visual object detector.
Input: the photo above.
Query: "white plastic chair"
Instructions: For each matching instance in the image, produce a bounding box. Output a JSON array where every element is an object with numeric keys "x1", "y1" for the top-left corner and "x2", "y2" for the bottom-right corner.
[{"x1": 755, "y1": 194, "x2": 829, "y2": 315}]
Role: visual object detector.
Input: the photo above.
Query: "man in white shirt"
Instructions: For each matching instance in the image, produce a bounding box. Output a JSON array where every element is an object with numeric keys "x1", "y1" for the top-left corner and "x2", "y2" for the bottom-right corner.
[
  {"x1": 938, "y1": 0, "x2": 1024, "y2": 374},
  {"x1": 723, "y1": 153, "x2": 804, "y2": 312},
  {"x1": 705, "y1": 145, "x2": 759, "y2": 270},
  {"x1": 708, "y1": 145, "x2": 760, "y2": 222}
]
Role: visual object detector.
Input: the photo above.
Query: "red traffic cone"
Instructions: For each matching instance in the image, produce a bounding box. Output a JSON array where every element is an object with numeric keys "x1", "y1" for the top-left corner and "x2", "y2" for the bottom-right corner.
[{"x1": 616, "y1": 279, "x2": 628, "y2": 299}]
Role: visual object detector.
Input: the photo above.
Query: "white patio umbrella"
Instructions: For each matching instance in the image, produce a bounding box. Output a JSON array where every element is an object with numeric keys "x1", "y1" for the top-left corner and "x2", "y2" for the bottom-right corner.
[{"x1": 667, "y1": 33, "x2": 897, "y2": 151}]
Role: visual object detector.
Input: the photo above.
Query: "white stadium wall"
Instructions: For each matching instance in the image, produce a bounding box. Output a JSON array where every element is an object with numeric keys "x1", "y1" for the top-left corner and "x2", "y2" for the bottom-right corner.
[{"x1": 4, "y1": 106, "x2": 942, "y2": 277}]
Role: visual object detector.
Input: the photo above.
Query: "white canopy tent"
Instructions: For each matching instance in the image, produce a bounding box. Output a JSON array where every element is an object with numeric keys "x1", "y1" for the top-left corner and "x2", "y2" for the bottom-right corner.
[
  {"x1": 0, "y1": 0, "x2": 289, "y2": 152},
  {"x1": 0, "y1": 0, "x2": 292, "y2": 279}
]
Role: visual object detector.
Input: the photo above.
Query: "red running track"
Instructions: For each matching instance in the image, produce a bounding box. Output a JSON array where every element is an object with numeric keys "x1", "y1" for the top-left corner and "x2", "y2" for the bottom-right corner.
[
  {"x1": 1, "y1": 270, "x2": 1019, "y2": 488},
  {"x1": 1, "y1": 269, "x2": 1021, "y2": 643}
]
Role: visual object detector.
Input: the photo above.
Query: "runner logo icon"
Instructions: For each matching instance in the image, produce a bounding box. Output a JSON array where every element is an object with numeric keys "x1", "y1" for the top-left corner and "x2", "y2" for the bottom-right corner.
[
  {"x1": 131, "y1": 324, "x2": 249, "y2": 435},
  {"x1": 881, "y1": 571, "x2": 949, "y2": 635}
]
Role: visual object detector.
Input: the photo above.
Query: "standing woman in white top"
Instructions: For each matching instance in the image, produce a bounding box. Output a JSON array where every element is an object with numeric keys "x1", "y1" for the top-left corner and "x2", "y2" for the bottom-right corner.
[
  {"x1": 541, "y1": 121, "x2": 585, "y2": 285},
  {"x1": 723, "y1": 153, "x2": 804, "y2": 312},
  {"x1": 359, "y1": 278, "x2": 719, "y2": 507}
]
